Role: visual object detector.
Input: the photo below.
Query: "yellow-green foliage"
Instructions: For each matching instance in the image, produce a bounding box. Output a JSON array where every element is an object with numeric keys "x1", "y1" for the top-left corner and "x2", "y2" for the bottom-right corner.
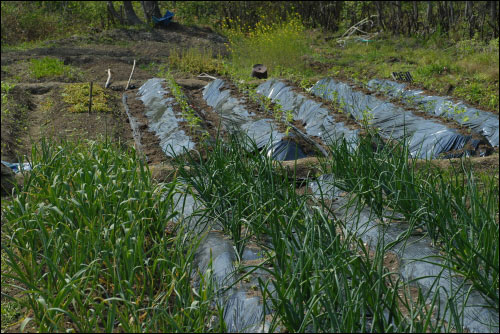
[
  {"x1": 223, "y1": 13, "x2": 312, "y2": 80},
  {"x1": 168, "y1": 47, "x2": 225, "y2": 74},
  {"x1": 62, "y1": 83, "x2": 112, "y2": 113}
]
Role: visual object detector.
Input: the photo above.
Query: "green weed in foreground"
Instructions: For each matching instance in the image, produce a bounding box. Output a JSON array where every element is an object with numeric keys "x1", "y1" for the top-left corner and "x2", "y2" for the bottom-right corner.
[
  {"x1": 29, "y1": 56, "x2": 82, "y2": 81},
  {"x1": 1, "y1": 138, "x2": 220, "y2": 332}
]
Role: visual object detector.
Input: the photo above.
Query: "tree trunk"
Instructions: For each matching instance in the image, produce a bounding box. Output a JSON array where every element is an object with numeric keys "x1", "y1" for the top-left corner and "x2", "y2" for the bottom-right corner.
[
  {"x1": 141, "y1": 1, "x2": 161, "y2": 23},
  {"x1": 107, "y1": 1, "x2": 124, "y2": 25},
  {"x1": 376, "y1": 1, "x2": 385, "y2": 30},
  {"x1": 413, "y1": 1, "x2": 419, "y2": 34},
  {"x1": 396, "y1": 1, "x2": 403, "y2": 35},
  {"x1": 490, "y1": 1, "x2": 498, "y2": 37},
  {"x1": 123, "y1": 1, "x2": 143, "y2": 25}
]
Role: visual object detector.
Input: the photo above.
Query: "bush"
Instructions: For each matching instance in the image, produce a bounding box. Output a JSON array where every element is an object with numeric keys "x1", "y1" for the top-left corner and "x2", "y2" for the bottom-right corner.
[{"x1": 223, "y1": 13, "x2": 312, "y2": 79}]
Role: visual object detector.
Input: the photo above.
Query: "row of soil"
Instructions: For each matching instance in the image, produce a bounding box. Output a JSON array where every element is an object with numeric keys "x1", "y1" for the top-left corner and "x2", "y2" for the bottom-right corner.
[{"x1": 322, "y1": 76, "x2": 493, "y2": 146}]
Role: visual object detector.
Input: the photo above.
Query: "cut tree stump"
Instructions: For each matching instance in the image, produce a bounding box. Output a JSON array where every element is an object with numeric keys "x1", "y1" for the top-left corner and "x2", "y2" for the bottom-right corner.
[{"x1": 251, "y1": 64, "x2": 268, "y2": 79}]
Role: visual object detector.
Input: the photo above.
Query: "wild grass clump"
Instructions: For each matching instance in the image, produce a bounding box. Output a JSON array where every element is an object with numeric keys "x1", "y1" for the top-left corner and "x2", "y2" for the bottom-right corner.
[
  {"x1": 223, "y1": 13, "x2": 312, "y2": 80},
  {"x1": 168, "y1": 47, "x2": 226, "y2": 75},
  {"x1": 29, "y1": 57, "x2": 82, "y2": 81},
  {"x1": 62, "y1": 83, "x2": 112, "y2": 113},
  {"x1": 2, "y1": 138, "x2": 221, "y2": 332}
]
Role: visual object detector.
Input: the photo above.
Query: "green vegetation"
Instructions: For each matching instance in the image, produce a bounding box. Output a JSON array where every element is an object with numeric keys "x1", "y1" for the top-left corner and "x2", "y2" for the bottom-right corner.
[
  {"x1": 322, "y1": 134, "x2": 499, "y2": 311},
  {"x1": 162, "y1": 70, "x2": 208, "y2": 140},
  {"x1": 29, "y1": 57, "x2": 82, "y2": 81},
  {"x1": 61, "y1": 83, "x2": 112, "y2": 113},
  {"x1": 168, "y1": 47, "x2": 226, "y2": 75},
  {"x1": 1, "y1": 1, "x2": 107, "y2": 46},
  {"x1": 173, "y1": 132, "x2": 498, "y2": 332},
  {"x1": 1, "y1": 138, "x2": 221, "y2": 332},
  {"x1": 1, "y1": 81, "x2": 16, "y2": 113},
  {"x1": 319, "y1": 36, "x2": 499, "y2": 110},
  {"x1": 223, "y1": 14, "x2": 313, "y2": 81}
]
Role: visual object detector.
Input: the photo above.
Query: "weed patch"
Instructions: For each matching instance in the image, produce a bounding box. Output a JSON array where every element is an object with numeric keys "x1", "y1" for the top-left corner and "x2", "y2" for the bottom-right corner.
[
  {"x1": 29, "y1": 57, "x2": 82, "y2": 81},
  {"x1": 61, "y1": 83, "x2": 112, "y2": 113},
  {"x1": 168, "y1": 47, "x2": 226, "y2": 75},
  {"x1": 224, "y1": 13, "x2": 312, "y2": 80}
]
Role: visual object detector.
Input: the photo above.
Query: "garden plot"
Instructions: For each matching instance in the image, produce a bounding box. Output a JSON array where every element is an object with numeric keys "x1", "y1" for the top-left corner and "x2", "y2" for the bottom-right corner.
[
  {"x1": 170, "y1": 183, "x2": 275, "y2": 332},
  {"x1": 311, "y1": 78, "x2": 488, "y2": 159},
  {"x1": 202, "y1": 78, "x2": 310, "y2": 160},
  {"x1": 136, "y1": 78, "x2": 197, "y2": 158},
  {"x1": 255, "y1": 79, "x2": 360, "y2": 151},
  {"x1": 366, "y1": 79, "x2": 499, "y2": 147},
  {"x1": 309, "y1": 175, "x2": 498, "y2": 333}
]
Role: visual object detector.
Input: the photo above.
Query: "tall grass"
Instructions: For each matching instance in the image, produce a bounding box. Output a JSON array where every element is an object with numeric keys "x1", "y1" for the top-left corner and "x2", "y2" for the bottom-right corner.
[
  {"x1": 174, "y1": 133, "x2": 458, "y2": 332},
  {"x1": 322, "y1": 133, "x2": 499, "y2": 312},
  {"x1": 223, "y1": 13, "x2": 313, "y2": 80},
  {"x1": 2, "y1": 138, "x2": 221, "y2": 332}
]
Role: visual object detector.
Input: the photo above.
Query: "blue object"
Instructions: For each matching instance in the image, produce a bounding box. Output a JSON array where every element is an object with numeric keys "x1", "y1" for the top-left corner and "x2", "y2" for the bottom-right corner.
[
  {"x1": 152, "y1": 10, "x2": 174, "y2": 26},
  {"x1": 1, "y1": 161, "x2": 32, "y2": 173}
]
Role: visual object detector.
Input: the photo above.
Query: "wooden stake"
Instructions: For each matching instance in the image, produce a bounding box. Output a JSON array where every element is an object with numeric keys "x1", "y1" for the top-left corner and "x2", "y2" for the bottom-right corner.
[
  {"x1": 88, "y1": 81, "x2": 93, "y2": 114},
  {"x1": 126, "y1": 59, "x2": 136, "y2": 90},
  {"x1": 105, "y1": 69, "x2": 112, "y2": 88}
]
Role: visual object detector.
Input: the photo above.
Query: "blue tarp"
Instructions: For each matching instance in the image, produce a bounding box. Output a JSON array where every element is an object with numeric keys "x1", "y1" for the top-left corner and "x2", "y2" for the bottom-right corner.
[{"x1": 153, "y1": 10, "x2": 174, "y2": 26}]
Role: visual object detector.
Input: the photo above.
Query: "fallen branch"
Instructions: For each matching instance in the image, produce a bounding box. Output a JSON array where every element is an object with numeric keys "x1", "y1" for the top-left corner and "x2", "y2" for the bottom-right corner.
[
  {"x1": 198, "y1": 73, "x2": 218, "y2": 80},
  {"x1": 125, "y1": 59, "x2": 136, "y2": 90}
]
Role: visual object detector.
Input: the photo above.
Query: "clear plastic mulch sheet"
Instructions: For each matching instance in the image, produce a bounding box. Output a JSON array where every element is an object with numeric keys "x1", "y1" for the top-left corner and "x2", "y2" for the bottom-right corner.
[
  {"x1": 202, "y1": 78, "x2": 307, "y2": 161},
  {"x1": 256, "y1": 79, "x2": 360, "y2": 151},
  {"x1": 310, "y1": 175, "x2": 499, "y2": 333},
  {"x1": 311, "y1": 78, "x2": 484, "y2": 159},
  {"x1": 171, "y1": 183, "x2": 274, "y2": 332},
  {"x1": 366, "y1": 79, "x2": 499, "y2": 147},
  {"x1": 136, "y1": 78, "x2": 196, "y2": 157}
]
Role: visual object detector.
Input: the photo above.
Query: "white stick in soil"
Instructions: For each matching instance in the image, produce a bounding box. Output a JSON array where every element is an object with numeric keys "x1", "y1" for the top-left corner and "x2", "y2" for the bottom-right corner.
[
  {"x1": 105, "y1": 69, "x2": 112, "y2": 88},
  {"x1": 126, "y1": 60, "x2": 136, "y2": 90}
]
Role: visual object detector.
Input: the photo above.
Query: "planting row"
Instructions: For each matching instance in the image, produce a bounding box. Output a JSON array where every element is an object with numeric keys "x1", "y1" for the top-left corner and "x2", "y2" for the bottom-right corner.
[
  {"x1": 366, "y1": 79, "x2": 499, "y2": 147},
  {"x1": 127, "y1": 75, "x2": 498, "y2": 332}
]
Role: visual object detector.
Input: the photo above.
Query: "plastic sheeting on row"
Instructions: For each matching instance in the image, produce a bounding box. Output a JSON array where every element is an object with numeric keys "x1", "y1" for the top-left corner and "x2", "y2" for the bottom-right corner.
[
  {"x1": 203, "y1": 79, "x2": 307, "y2": 161},
  {"x1": 256, "y1": 79, "x2": 360, "y2": 151},
  {"x1": 311, "y1": 78, "x2": 481, "y2": 159},
  {"x1": 137, "y1": 78, "x2": 196, "y2": 157},
  {"x1": 366, "y1": 79, "x2": 499, "y2": 147},
  {"x1": 310, "y1": 175, "x2": 499, "y2": 333},
  {"x1": 172, "y1": 184, "x2": 274, "y2": 332}
]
